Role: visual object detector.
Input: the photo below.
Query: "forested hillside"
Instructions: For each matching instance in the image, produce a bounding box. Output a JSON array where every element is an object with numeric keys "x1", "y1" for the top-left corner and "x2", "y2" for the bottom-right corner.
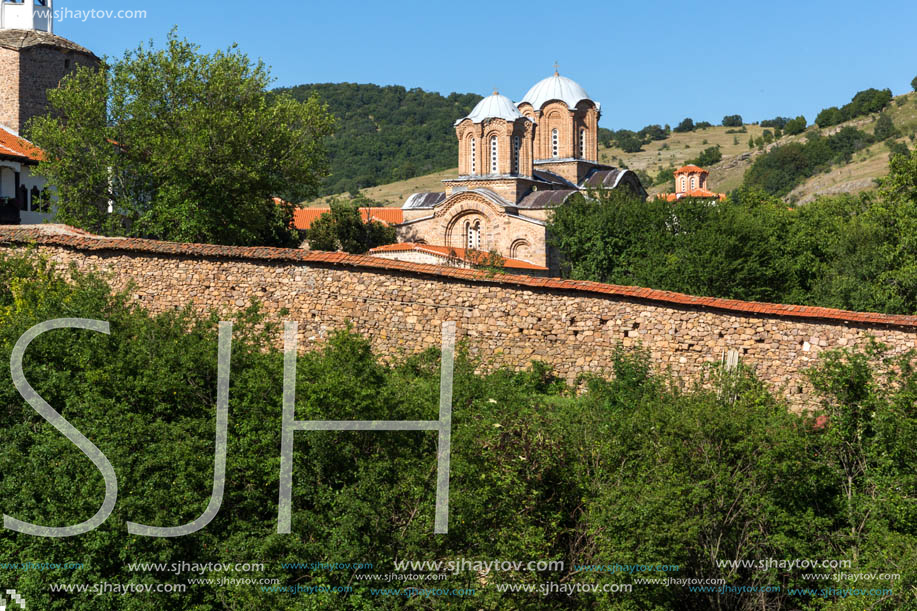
[{"x1": 276, "y1": 83, "x2": 481, "y2": 196}]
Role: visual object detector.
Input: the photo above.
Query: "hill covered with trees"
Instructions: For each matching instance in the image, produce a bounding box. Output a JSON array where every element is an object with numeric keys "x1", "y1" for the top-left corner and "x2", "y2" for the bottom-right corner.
[{"x1": 275, "y1": 83, "x2": 481, "y2": 196}]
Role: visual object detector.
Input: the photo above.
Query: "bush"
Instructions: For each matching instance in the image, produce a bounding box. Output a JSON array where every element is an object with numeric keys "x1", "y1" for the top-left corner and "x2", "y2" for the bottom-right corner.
[
  {"x1": 722, "y1": 114, "x2": 743, "y2": 127},
  {"x1": 886, "y1": 139, "x2": 910, "y2": 158},
  {"x1": 912, "y1": 75, "x2": 917, "y2": 92},
  {"x1": 695, "y1": 121, "x2": 712, "y2": 129}
]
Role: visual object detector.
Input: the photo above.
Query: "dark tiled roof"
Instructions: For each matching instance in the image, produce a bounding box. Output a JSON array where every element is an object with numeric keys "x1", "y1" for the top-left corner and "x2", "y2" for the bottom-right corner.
[
  {"x1": 402, "y1": 192, "x2": 447, "y2": 209},
  {"x1": 0, "y1": 29, "x2": 97, "y2": 57},
  {"x1": 532, "y1": 170, "x2": 576, "y2": 187},
  {"x1": 3, "y1": 225, "x2": 917, "y2": 329},
  {"x1": 516, "y1": 189, "x2": 578, "y2": 209},
  {"x1": 581, "y1": 168, "x2": 625, "y2": 188}
]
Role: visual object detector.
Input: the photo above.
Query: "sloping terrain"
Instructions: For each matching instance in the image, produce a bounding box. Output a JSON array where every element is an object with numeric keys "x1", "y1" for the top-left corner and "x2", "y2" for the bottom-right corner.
[{"x1": 303, "y1": 91, "x2": 917, "y2": 207}]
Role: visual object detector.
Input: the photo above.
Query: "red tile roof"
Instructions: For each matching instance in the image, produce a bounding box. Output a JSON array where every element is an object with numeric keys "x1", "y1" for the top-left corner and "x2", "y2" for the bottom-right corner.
[
  {"x1": 0, "y1": 128, "x2": 43, "y2": 163},
  {"x1": 658, "y1": 188, "x2": 727, "y2": 202},
  {"x1": 675, "y1": 165, "x2": 707, "y2": 174},
  {"x1": 369, "y1": 242, "x2": 548, "y2": 271},
  {"x1": 292, "y1": 207, "x2": 404, "y2": 230},
  {"x1": 2, "y1": 225, "x2": 917, "y2": 329}
]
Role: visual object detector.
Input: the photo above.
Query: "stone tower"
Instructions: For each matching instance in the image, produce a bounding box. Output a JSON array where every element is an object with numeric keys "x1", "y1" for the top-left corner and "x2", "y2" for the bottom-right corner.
[{"x1": 0, "y1": 1, "x2": 98, "y2": 135}]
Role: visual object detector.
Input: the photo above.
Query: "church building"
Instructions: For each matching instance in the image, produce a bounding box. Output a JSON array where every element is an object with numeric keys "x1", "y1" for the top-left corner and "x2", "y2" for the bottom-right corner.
[
  {"x1": 391, "y1": 70, "x2": 646, "y2": 275},
  {"x1": 0, "y1": 0, "x2": 98, "y2": 224}
]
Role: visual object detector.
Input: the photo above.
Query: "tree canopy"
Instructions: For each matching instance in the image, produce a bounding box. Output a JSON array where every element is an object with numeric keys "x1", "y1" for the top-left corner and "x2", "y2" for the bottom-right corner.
[
  {"x1": 27, "y1": 31, "x2": 336, "y2": 247},
  {"x1": 277, "y1": 83, "x2": 481, "y2": 196},
  {"x1": 305, "y1": 197, "x2": 397, "y2": 254},
  {"x1": 548, "y1": 151, "x2": 917, "y2": 316},
  {"x1": 815, "y1": 88, "x2": 893, "y2": 128}
]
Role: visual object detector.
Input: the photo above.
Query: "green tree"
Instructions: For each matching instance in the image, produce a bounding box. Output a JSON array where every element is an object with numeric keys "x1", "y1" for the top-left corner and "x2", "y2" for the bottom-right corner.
[
  {"x1": 816, "y1": 106, "x2": 844, "y2": 128},
  {"x1": 28, "y1": 31, "x2": 336, "y2": 247},
  {"x1": 873, "y1": 113, "x2": 898, "y2": 141},
  {"x1": 673, "y1": 117, "x2": 695, "y2": 133},
  {"x1": 687, "y1": 145, "x2": 722, "y2": 167},
  {"x1": 784, "y1": 115, "x2": 807, "y2": 135},
  {"x1": 305, "y1": 198, "x2": 396, "y2": 254},
  {"x1": 722, "y1": 114, "x2": 743, "y2": 127},
  {"x1": 638, "y1": 124, "x2": 667, "y2": 142},
  {"x1": 912, "y1": 75, "x2": 917, "y2": 92},
  {"x1": 613, "y1": 130, "x2": 643, "y2": 153}
]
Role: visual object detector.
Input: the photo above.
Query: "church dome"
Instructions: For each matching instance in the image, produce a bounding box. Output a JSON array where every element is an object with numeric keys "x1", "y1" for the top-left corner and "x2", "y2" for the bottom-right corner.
[
  {"x1": 519, "y1": 73, "x2": 599, "y2": 111},
  {"x1": 455, "y1": 91, "x2": 525, "y2": 125}
]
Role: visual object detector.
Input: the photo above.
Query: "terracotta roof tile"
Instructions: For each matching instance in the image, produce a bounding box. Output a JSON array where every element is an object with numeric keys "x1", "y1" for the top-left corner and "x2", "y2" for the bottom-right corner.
[
  {"x1": 0, "y1": 127, "x2": 43, "y2": 162},
  {"x1": 675, "y1": 165, "x2": 707, "y2": 174},
  {"x1": 2, "y1": 225, "x2": 917, "y2": 329},
  {"x1": 292, "y1": 207, "x2": 404, "y2": 230}
]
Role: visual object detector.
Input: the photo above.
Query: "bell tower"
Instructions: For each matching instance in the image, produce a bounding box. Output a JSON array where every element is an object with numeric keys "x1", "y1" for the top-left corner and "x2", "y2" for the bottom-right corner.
[
  {"x1": 0, "y1": 1, "x2": 97, "y2": 134},
  {"x1": 0, "y1": 0, "x2": 54, "y2": 34}
]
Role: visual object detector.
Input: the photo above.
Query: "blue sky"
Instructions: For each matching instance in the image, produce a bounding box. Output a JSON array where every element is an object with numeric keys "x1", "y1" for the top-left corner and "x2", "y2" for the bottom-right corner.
[{"x1": 55, "y1": 0, "x2": 917, "y2": 131}]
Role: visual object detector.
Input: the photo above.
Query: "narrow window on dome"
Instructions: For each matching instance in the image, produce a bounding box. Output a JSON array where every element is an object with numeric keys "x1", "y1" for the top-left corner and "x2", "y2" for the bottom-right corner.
[
  {"x1": 490, "y1": 136, "x2": 498, "y2": 174},
  {"x1": 691, "y1": 177, "x2": 696, "y2": 190},
  {"x1": 512, "y1": 136, "x2": 520, "y2": 174},
  {"x1": 579, "y1": 129, "x2": 586, "y2": 159},
  {"x1": 681, "y1": 177, "x2": 686, "y2": 192},
  {"x1": 552, "y1": 129, "x2": 559, "y2": 158},
  {"x1": 470, "y1": 139, "x2": 476, "y2": 175}
]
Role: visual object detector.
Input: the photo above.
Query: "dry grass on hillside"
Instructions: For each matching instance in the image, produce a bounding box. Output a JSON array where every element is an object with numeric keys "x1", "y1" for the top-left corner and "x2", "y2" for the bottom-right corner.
[{"x1": 304, "y1": 92, "x2": 917, "y2": 207}]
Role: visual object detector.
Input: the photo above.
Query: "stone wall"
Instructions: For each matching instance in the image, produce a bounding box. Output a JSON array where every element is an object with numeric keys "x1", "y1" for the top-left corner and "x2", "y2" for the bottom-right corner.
[
  {"x1": 0, "y1": 46, "x2": 20, "y2": 132},
  {"x1": 3, "y1": 225, "x2": 917, "y2": 411},
  {"x1": 17, "y1": 44, "x2": 97, "y2": 134}
]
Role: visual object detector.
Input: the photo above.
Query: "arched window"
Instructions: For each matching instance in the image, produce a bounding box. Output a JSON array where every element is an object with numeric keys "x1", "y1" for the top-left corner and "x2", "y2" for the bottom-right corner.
[
  {"x1": 512, "y1": 136, "x2": 520, "y2": 174},
  {"x1": 690, "y1": 177, "x2": 697, "y2": 190},
  {"x1": 579, "y1": 129, "x2": 586, "y2": 159},
  {"x1": 680, "y1": 177, "x2": 686, "y2": 192},
  {"x1": 551, "y1": 129, "x2": 559, "y2": 158},
  {"x1": 469, "y1": 138, "x2": 476, "y2": 175},
  {"x1": 466, "y1": 220, "x2": 481, "y2": 250},
  {"x1": 490, "y1": 136, "x2": 498, "y2": 174}
]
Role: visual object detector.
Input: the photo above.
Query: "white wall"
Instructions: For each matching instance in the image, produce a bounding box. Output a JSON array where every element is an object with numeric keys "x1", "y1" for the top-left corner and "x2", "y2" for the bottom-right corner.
[{"x1": 0, "y1": 1, "x2": 52, "y2": 33}]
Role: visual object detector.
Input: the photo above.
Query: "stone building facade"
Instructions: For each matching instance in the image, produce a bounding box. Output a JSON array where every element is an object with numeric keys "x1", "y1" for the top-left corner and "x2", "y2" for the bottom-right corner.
[
  {"x1": 3, "y1": 225, "x2": 915, "y2": 413},
  {"x1": 393, "y1": 72, "x2": 647, "y2": 276}
]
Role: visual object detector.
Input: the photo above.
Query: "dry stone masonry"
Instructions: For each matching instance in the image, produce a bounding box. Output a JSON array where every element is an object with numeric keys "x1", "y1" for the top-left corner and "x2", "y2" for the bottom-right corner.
[{"x1": 2, "y1": 225, "x2": 916, "y2": 411}]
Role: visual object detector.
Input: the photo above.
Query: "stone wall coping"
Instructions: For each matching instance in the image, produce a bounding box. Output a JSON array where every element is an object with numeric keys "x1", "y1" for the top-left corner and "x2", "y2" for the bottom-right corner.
[{"x1": 4, "y1": 224, "x2": 917, "y2": 329}]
